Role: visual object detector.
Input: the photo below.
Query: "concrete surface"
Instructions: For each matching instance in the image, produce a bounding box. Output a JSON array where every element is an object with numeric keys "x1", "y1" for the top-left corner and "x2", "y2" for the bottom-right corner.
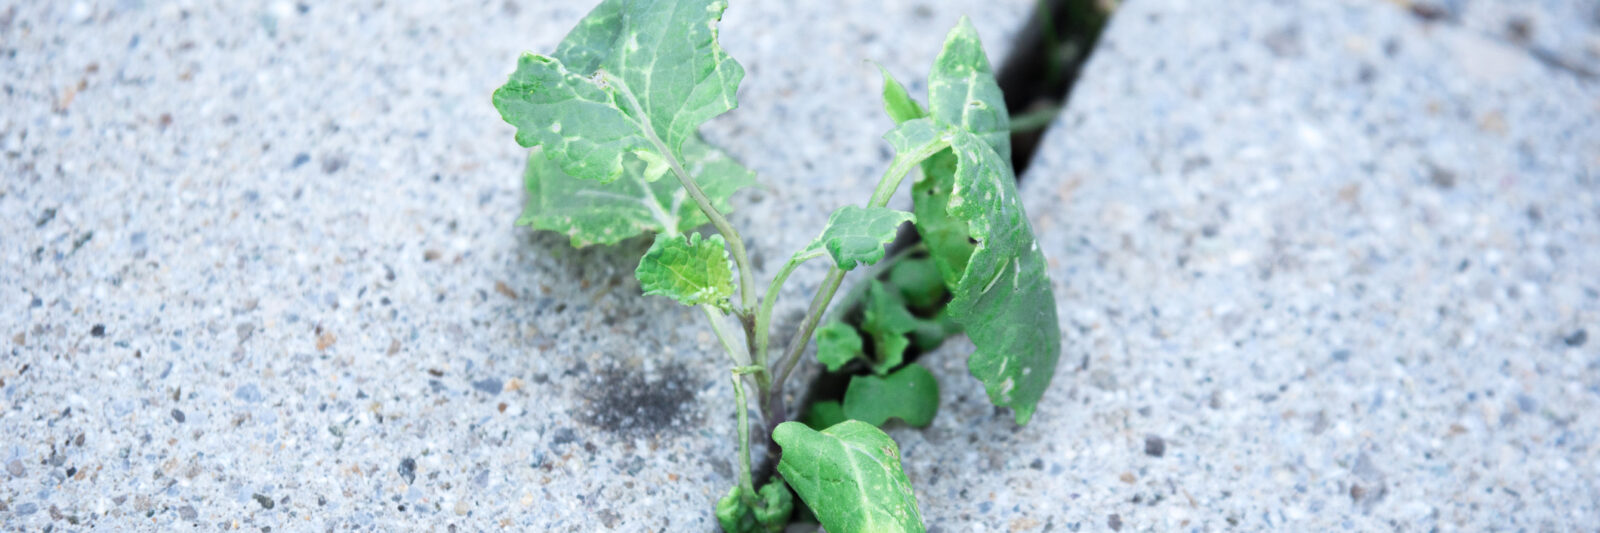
[
  {"x1": 0, "y1": 0, "x2": 1028, "y2": 530},
  {"x1": 896, "y1": 0, "x2": 1599, "y2": 531}
]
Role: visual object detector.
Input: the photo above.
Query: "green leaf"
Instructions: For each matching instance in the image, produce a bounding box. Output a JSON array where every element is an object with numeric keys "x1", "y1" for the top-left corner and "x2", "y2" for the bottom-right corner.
[
  {"x1": 877, "y1": 65, "x2": 926, "y2": 124},
  {"x1": 635, "y1": 233, "x2": 735, "y2": 308},
  {"x1": 802, "y1": 206, "x2": 915, "y2": 271},
  {"x1": 715, "y1": 481, "x2": 794, "y2": 533},
  {"x1": 842, "y1": 363, "x2": 940, "y2": 428},
  {"x1": 927, "y1": 17, "x2": 1010, "y2": 161},
  {"x1": 716, "y1": 486, "x2": 746, "y2": 533},
  {"x1": 907, "y1": 156, "x2": 974, "y2": 287},
  {"x1": 939, "y1": 129, "x2": 1061, "y2": 425},
  {"x1": 905, "y1": 18, "x2": 1011, "y2": 285},
  {"x1": 492, "y1": 0, "x2": 744, "y2": 184},
  {"x1": 860, "y1": 280, "x2": 920, "y2": 374},
  {"x1": 887, "y1": 255, "x2": 947, "y2": 310},
  {"x1": 802, "y1": 400, "x2": 849, "y2": 430},
  {"x1": 815, "y1": 321, "x2": 865, "y2": 373},
  {"x1": 773, "y1": 421, "x2": 925, "y2": 533},
  {"x1": 517, "y1": 137, "x2": 754, "y2": 247},
  {"x1": 895, "y1": 20, "x2": 1059, "y2": 425},
  {"x1": 754, "y1": 481, "x2": 794, "y2": 531},
  {"x1": 908, "y1": 308, "x2": 960, "y2": 352}
]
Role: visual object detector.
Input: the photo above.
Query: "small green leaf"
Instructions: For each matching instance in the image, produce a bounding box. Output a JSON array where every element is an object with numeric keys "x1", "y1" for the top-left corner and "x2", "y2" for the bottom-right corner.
[
  {"x1": 493, "y1": 0, "x2": 744, "y2": 183},
  {"x1": 801, "y1": 206, "x2": 915, "y2": 271},
  {"x1": 877, "y1": 64, "x2": 926, "y2": 124},
  {"x1": 715, "y1": 481, "x2": 794, "y2": 533},
  {"x1": 843, "y1": 363, "x2": 940, "y2": 428},
  {"x1": 635, "y1": 233, "x2": 735, "y2": 308},
  {"x1": 773, "y1": 420, "x2": 926, "y2": 533},
  {"x1": 716, "y1": 486, "x2": 747, "y2": 533},
  {"x1": 861, "y1": 280, "x2": 920, "y2": 374},
  {"x1": 887, "y1": 255, "x2": 947, "y2": 310},
  {"x1": 754, "y1": 480, "x2": 794, "y2": 531},
  {"x1": 802, "y1": 400, "x2": 849, "y2": 430},
  {"x1": 815, "y1": 321, "x2": 865, "y2": 373},
  {"x1": 517, "y1": 137, "x2": 754, "y2": 247}
]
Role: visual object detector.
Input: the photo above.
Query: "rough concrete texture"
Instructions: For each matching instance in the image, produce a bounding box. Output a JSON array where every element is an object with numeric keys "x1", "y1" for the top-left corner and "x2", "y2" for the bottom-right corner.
[
  {"x1": 1449, "y1": 0, "x2": 1600, "y2": 78},
  {"x1": 0, "y1": 0, "x2": 1027, "y2": 530},
  {"x1": 896, "y1": 0, "x2": 1599, "y2": 531}
]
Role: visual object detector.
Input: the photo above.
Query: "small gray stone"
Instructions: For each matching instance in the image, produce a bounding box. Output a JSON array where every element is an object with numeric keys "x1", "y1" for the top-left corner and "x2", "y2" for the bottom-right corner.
[
  {"x1": 1565, "y1": 329, "x2": 1587, "y2": 347},
  {"x1": 471, "y1": 377, "x2": 504, "y2": 395},
  {"x1": 179, "y1": 504, "x2": 198, "y2": 521},
  {"x1": 233, "y1": 384, "x2": 263, "y2": 403},
  {"x1": 398, "y1": 457, "x2": 417, "y2": 484},
  {"x1": 252, "y1": 493, "x2": 275, "y2": 510},
  {"x1": 172, "y1": 408, "x2": 186, "y2": 423},
  {"x1": 5, "y1": 459, "x2": 23, "y2": 478},
  {"x1": 1144, "y1": 435, "x2": 1166, "y2": 458},
  {"x1": 16, "y1": 502, "x2": 37, "y2": 515},
  {"x1": 1516, "y1": 394, "x2": 1537, "y2": 413}
]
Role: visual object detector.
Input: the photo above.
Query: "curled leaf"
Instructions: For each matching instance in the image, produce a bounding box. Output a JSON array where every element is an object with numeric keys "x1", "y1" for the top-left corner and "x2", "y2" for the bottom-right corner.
[{"x1": 635, "y1": 233, "x2": 735, "y2": 309}]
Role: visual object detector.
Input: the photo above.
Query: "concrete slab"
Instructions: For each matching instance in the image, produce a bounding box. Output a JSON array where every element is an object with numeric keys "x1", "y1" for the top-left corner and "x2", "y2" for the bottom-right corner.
[
  {"x1": 0, "y1": 0, "x2": 1028, "y2": 530},
  {"x1": 1451, "y1": 0, "x2": 1600, "y2": 78},
  {"x1": 897, "y1": 0, "x2": 1600, "y2": 530}
]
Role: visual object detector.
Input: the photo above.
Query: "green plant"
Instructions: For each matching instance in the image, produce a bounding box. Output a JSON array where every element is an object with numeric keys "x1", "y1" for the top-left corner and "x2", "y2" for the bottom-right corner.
[{"x1": 492, "y1": 1, "x2": 1061, "y2": 530}]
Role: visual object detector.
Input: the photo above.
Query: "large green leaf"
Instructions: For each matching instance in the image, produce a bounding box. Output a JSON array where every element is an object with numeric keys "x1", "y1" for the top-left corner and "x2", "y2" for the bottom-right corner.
[
  {"x1": 887, "y1": 19, "x2": 1010, "y2": 286},
  {"x1": 940, "y1": 130, "x2": 1060, "y2": 425},
  {"x1": 880, "y1": 21, "x2": 1060, "y2": 425},
  {"x1": 493, "y1": 0, "x2": 744, "y2": 184},
  {"x1": 635, "y1": 232, "x2": 735, "y2": 308},
  {"x1": 517, "y1": 137, "x2": 754, "y2": 247},
  {"x1": 773, "y1": 421, "x2": 925, "y2": 533},
  {"x1": 800, "y1": 206, "x2": 915, "y2": 271},
  {"x1": 927, "y1": 17, "x2": 1010, "y2": 161},
  {"x1": 843, "y1": 363, "x2": 940, "y2": 428}
]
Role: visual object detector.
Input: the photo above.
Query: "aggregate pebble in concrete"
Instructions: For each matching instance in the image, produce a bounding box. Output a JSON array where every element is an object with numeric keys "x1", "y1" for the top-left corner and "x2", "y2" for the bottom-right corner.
[
  {"x1": 0, "y1": 0, "x2": 1028, "y2": 530},
  {"x1": 896, "y1": 0, "x2": 1599, "y2": 530}
]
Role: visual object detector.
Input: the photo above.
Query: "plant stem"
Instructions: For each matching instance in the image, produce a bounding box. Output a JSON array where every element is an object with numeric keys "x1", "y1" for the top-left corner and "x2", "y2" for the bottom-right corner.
[
  {"x1": 605, "y1": 72, "x2": 758, "y2": 315},
  {"x1": 1009, "y1": 104, "x2": 1061, "y2": 133},
  {"x1": 767, "y1": 266, "x2": 846, "y2": 413},
  {"x1": 766, "y1": 139, "x2": 948, "y2": 420},
  {"x1": 753, "y1": 249, "x2": 826, "y2": 367},
  {"x1": 702, "y1": 306, "x2": 750, "y2": 367},
  {"x1": 730, "y1": 367, "x2": 762, "y2": 508},
  {"x1": 665, "y1": 151, "x2": 758, "y2": 314}
]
